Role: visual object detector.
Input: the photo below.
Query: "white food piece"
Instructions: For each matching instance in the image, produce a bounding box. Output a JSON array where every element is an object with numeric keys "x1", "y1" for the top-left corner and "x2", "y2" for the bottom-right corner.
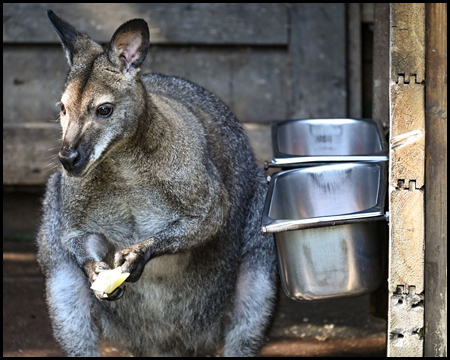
[{"x1": 90, "y1": 267, "x2": 130, "y2": 294}]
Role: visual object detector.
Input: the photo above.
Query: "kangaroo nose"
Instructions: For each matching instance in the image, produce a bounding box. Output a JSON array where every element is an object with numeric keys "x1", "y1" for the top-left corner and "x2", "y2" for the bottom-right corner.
[{"x1": 59, "y1": 147, "x2": 81, "y2": 172}]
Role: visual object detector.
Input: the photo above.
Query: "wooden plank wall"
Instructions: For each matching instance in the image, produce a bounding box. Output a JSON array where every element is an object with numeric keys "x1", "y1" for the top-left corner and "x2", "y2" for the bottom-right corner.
[
  {"x1": 387, "y1": 3, "x2": 426, "y2": 357},
  {"x1": 3, "y1": 3, "x2": 351, "y2": 185}
]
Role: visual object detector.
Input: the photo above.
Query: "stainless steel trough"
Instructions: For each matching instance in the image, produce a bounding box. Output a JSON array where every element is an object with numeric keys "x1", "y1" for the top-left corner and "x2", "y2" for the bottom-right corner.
[
  {"x1": 262, "y1": 162, "x2": 386, "y2": 301},
  {"x1": 269, "y1": 118, "x2": 388, "y2": 167}
]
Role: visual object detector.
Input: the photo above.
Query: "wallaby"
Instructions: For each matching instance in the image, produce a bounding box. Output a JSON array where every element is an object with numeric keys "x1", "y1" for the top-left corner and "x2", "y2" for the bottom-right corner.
[{"x1": 37, "y1": 10, "x2": 277, "y2": 356}]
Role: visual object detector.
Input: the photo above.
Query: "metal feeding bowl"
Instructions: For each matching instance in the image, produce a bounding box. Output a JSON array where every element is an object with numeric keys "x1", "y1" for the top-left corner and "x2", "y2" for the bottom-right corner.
[
  {"x1": 269, "y1": 118, "x2": 388, "y2": 167},
  {"x1": 262, "y1": 162, "x2": 387, "y2": 301}
]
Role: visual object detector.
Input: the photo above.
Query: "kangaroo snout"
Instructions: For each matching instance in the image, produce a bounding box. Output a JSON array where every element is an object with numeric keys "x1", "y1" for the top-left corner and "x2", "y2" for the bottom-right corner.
[{"x1": 59, "y1": 146, "x2": 82, "y2": 174}]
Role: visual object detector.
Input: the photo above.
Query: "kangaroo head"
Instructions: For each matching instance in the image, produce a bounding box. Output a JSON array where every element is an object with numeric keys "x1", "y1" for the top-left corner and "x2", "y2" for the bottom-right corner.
[{"x1": 47, "y1": 10, "x2": 150, "y2": 177}]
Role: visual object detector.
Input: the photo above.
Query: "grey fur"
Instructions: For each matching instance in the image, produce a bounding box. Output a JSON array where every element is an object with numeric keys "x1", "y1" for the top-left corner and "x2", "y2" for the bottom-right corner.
[{"x1": 37, "y1": 10, "x2": 277, "y2": 356}]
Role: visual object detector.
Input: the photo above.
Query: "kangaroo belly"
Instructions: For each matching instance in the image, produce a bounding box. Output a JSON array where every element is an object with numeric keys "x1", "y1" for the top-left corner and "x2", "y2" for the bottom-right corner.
[
  {"x1": 97, "y1": 252, "x2": 224, "y2": 355},
  {"x1": 142, "y1": 251, "x2": 192, "y2": 278}
]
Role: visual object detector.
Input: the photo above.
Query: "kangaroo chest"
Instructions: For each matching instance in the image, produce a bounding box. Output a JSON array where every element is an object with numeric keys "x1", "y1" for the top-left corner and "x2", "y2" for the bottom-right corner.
[{"x1": 65, "y1": 180, "x2": 176, "y2": 247}]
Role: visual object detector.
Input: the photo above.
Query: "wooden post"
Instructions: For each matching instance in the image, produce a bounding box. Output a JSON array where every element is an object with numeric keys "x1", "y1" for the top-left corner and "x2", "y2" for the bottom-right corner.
[
  {"x1": 347, "y1": 3, "x2": 362, "y2": 119},
  {"x1": 424, "y1": 3, "x2": 447, "y2": 357},
  {"x1": 373, "y1": 3, "x2": 390, "y2": 132},
  {"x1": 370, "y1": 3, "x2": 390, "y2": 320},
  {"x1": 388, "y1": 3, "x2": 425, "y2": 357}
]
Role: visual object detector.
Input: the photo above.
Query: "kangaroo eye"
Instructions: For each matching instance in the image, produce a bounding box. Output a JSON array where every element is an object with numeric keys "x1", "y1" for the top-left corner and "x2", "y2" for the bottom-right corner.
[
  {"x1": 60, "y1": 103, "x2": 66, "y2": 115},
  {"x1": 97, "y1": 104, "x2": 113, "y2": 118}
]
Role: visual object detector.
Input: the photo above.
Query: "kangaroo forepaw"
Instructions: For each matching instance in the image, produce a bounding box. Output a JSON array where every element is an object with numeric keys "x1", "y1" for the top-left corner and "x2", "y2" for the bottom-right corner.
[
  {"x1": 114, "y1": 245, "x2": 150, "y2": 283},
  {"x1": 103, "y1": 286, "x2": 126, "y2": 301},
  {"x1": 83, "y1": 260, "x2": 125, "y2": 301}
]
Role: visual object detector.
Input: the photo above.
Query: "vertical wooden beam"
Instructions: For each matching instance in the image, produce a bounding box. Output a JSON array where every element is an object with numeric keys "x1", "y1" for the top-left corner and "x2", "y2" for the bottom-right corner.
[
  {"x1": 347, "y1": 3, "x2": 362, "y2": 119},
  {"x1": 424, "y1": 3, "x2": 447, "y2": 357},
  {"x1": 373, "y1": 3, "x2": 390, "y2": 131},
  {"x1": 370, "y1": 3, "x2": 390, "y2": 320},
  {"x1": 388, "y1": 3, "x2": 425, "y2": 357}
]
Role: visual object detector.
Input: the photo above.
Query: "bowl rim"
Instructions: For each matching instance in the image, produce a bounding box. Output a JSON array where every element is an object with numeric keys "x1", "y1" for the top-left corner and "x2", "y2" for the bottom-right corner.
[
  {"x1": 261, "y1": 162, "x2": 388, "y2": 234},
  {"x1": 269, "y1": 118, "x2": 388, "y2": 167}
]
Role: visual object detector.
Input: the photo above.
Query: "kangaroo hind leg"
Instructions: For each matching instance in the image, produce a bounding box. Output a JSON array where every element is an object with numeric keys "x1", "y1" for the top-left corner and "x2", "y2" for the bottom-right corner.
[
  {"x1": 223, "y1": 251, "x2": 277, "y2": 357},
  {"x1": 45, "y1": 260, "x2": 100, "y2": 356}
]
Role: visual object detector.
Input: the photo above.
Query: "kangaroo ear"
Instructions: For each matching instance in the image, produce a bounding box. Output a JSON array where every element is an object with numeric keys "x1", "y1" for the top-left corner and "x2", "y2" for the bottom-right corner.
[
  {"x1": 107, "y1": 19, "x2": 149, "y2": 73},
  {"x1": 47, "y1": 10, "x2": 102, "y2": 67}
]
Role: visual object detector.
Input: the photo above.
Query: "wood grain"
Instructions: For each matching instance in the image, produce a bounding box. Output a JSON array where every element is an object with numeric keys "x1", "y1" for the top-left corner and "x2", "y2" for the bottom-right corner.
[
  {"x1": 387, "y1": 3, "x2": 426, "y2": 357},
  {"x1": 424, "y1": 3, "x2": 447, "y2": 357}
]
